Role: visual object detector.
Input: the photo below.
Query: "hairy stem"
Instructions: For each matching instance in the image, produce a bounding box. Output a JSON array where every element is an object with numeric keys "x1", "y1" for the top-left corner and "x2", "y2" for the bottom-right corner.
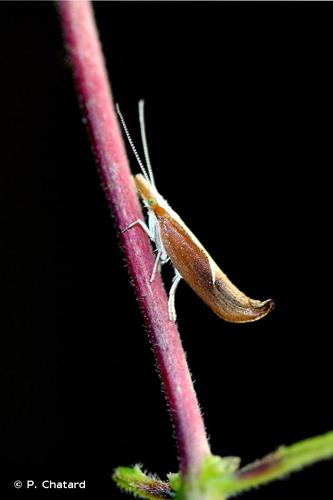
[{"x1": 57, "y1": 0, "x2": 210, "y2": 477}]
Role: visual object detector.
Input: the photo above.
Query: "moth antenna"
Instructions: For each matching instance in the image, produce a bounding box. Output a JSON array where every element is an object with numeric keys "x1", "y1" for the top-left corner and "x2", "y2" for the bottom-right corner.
[
  {"x1": 116, "y1": 104, "x2": 151, "y2": 184},
  {"x1": 138, "y1": 100, "x2": 155, "y2": 187}
]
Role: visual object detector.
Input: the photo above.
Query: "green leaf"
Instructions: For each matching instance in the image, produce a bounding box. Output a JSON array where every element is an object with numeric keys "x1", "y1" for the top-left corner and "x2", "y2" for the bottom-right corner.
[
  {"x1": 113, "y1": 465, "x2": 174, "y2": 499},
  {"x1": 215, "y1": 431, "x2": 333, "y2": 497},
  {"x1": 113, "y1": 432, "x2": 333, "y2": 498}
]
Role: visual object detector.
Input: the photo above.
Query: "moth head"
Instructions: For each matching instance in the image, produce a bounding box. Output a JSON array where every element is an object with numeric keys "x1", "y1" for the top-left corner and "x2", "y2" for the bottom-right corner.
[{"x1": 135, "y1": 173, "x2": 157, "y2": 207}]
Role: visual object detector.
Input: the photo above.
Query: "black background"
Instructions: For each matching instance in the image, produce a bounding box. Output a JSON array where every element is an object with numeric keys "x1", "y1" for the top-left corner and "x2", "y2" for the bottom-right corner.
[{"x1": 1, "y1": 2, "x2": 332, "y2": 499}]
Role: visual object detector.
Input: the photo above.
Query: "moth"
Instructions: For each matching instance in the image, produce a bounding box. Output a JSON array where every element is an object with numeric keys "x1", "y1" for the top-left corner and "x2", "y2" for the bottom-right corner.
[{"x1": 117, "y1": 101, "x2": 274, "y2": 323}]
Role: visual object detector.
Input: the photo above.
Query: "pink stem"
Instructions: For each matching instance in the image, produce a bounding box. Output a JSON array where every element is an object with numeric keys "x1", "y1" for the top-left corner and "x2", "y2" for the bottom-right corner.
[{"x1": 57, "y1": 0, "x2": 210, "y2": 477}]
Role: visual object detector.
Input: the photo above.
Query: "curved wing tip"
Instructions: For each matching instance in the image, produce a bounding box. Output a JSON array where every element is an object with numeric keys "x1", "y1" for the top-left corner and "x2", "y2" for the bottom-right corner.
[
  {"x1": 263, "y1": 297, "x2": 275, "y2": 310},
  {"x1": 256, "y1": 297, "x2": 275, "y2": 318},
  {"x1": 217, "y1": 297, "x2": 275, "y2": 323}
]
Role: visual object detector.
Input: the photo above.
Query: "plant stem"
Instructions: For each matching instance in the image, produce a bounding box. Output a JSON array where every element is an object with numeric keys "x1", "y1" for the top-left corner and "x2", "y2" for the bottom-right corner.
[{"x1": 57, "y1": 0, "x2": 211, "y2": 478}]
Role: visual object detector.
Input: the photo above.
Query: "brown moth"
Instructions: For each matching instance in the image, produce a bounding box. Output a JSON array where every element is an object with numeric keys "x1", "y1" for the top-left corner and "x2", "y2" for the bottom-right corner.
[{"x1": 117, "y1": 102, "x2": 274, "y2": 322}]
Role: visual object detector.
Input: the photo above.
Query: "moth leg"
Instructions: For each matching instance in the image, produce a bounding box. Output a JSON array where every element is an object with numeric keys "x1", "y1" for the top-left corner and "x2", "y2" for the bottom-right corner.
[
  {"x1": 150, "y1": 251, "x2": 162, "y2": 283},
  {"x1": 122, "y1": 219, "x2": 153, "y2": 239},
  {"x1": 168, "y1": 270, "x2": 182, "y2": 322}
]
